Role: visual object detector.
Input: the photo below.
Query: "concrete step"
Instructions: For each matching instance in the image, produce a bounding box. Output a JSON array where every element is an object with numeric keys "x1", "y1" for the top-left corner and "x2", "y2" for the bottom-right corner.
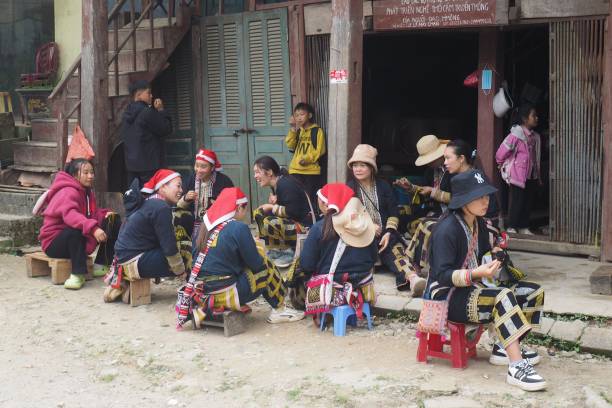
[
  {"x1": 0, "y1": 187, "x2": 44, "y2": 216},
  {"x1": 30, "y1": 118, "x2": 77, "y2": 143},
  {"x1": 108, "y1": 27, "x2": 165, "y2": 51},
  {"x1": 0, "y1": 236, "x2": 13, "y2": 250},
  {"x1": 0, "y1": 214, "x2": 42, "y2": 246},
  {"x1": 13, "y1": 141, "x2": 58, "y2": 168}
]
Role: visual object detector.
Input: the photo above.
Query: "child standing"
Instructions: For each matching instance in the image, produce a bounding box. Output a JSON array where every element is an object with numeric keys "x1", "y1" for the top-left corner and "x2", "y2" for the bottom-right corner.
[{"x1": 285, "y1": 103, "x2": 326, "y2": 204}]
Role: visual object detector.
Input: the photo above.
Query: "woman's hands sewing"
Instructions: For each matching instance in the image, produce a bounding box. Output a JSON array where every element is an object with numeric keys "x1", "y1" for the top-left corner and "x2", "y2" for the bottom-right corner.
[
  {"x1": 184, "y1": 190, "x2": 196, "y2": 202},
  {"x1": 471, "y1": 260, "x2": 501, "y2": 279}
]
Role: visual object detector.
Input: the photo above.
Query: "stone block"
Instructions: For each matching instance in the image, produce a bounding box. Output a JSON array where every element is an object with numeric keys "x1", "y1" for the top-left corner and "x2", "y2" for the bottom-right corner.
[
  {"x1": 403, "y1": 298, "x2": 423, "y2": 315},
  {"x1": 589, "y1": 266, "x2": 612, "y2": 296},
  {"x1": 548, "y1": 319, "x2": 587, "y2": 343},
  {"x1": 533, "y1": 316, "x2": 556, "y2": 336},
  {"x1": 579, "y1": 327, "x2": 612, "y2": 356},
  {"x1": 372, "y1": 294, "x2": 411, "y2": 314}
]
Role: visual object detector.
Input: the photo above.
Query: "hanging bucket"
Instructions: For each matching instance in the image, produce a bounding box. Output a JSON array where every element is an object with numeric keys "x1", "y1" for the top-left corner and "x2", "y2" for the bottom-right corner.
[{"x1": 493, "y1": 87, "x2": 514, "y2": 118}]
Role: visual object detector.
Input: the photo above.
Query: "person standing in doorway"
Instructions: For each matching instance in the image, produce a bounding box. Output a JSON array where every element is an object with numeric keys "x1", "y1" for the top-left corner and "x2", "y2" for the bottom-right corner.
[
  {"x1": 121, "y1": 80, "x2": 173, "y2": 186},
  {"x1": 285, "y1": 102, "x2": 326, "y2": 204},
  {"x1": 496, "y1": 104, "x2": 542, "y2": 235}
]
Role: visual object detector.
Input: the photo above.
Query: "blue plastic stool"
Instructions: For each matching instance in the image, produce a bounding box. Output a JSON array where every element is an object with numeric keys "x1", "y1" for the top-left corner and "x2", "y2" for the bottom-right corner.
[{"x1": 320, "y1": 303, "x2": 373, "y2": 336}]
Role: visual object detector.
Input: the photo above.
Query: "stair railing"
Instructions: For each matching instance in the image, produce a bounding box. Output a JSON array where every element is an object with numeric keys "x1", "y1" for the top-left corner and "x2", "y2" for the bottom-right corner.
[{"x1": 48, "y1": 0, "x2": 199, "y2": 169}]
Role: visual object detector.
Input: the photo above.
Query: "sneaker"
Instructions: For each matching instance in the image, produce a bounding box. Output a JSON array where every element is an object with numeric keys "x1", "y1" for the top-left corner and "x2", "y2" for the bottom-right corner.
[
  {"x1": 490, "y1": 344, "x2": 541, "y2": 366},
  {"x1": 518, "y1": 228, "x2": 535, "y2": 235},
  {"x1": 409, "y1": 275, "x2": 427, "y2": 297},
  {"x1": 266, "y1": 306, "x2": 305, "y2": 323},
  {"x1": 507, "y1": 360, "x2": 547, "y2": 391},
  {"x1": 273, "y1": 249, "x2": 295, "y2": 268},
  {"x1": 64, "y1": 274, "x2": 86, "y2": 290},
  {"x1": 506, "y1": 228, "x2": 517, "y2": 234},
  {"x1": 93, "y1": 264, "x2": 109, "y2": 278}
]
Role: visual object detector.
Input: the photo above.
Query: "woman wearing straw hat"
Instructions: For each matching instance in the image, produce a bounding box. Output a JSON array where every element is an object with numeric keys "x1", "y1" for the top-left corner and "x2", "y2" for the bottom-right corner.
[
  {"x1": 346, "y1": 144, "x2": 427, "y2": 295},
  {"x1": 176, "y1": 187, "x2": 304, "y2": 329},
  {"x1": 427, "y1": 169, "x2": 546, "y2": 392},
  {"x1": 299, "y1": 183, "x2": 378, "y2": 319},
  {"x1": 395, "y1": 134, "x2": 453, "y2": 217}
]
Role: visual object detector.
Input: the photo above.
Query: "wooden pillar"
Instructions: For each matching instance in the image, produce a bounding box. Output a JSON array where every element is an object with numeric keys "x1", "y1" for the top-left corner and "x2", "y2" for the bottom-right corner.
[
  {"x1": 81, "y1": 0, "x2": 109, "y2": 191},
  {"x1": 327, "y1": 0, "x2": 363, "y2": 183},
  {"x1": 288, "y1": 3, "x2": 307, "y2": 106},
  {"x1": 601, "y1": 14, "x2": 612, "y2": 262},
  {"x1": 477, "y1": 28, "x2": 503, "y2": 186}
]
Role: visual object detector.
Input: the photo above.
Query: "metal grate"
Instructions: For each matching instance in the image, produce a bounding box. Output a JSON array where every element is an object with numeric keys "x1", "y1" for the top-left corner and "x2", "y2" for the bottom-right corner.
[
  {"x1": 305, "y1": 34, "x2": 330, "y2": 134},
  {"x1": 549, "y1": 19, "x2": 605, "y2": 245}
]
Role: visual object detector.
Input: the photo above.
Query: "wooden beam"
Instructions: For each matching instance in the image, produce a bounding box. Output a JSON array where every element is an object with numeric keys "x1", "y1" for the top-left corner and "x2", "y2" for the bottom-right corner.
[
  {"x1": 327, "y1": 0, "x2": 363, "y2": 183},
  {"x1": 477, "y1": 29, "x2": 503, "y2": 188},
  {"x1": 520, "y1": 0, "x2": 609, "y2": 19},
  {"x1": 81, "y1": 0, "x2": 109, "y2": 191},
  {"x1": 288, "y1": 3, "x2": 307, "y2": 105},
  {"x1": 601, "y1": 14, "x2": 612, "y2": 262}
]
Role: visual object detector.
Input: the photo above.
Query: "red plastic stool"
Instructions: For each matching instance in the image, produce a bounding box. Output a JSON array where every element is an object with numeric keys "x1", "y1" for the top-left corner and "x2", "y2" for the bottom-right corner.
[{"x1": 416, "y1": 322, "x2": 484, "y2": 369}]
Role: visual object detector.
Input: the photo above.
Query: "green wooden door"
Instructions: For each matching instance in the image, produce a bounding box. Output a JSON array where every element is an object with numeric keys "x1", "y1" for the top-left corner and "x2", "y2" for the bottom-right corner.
[{"x1": 202, "y1": 10, "x2": 292, "y2": 210}]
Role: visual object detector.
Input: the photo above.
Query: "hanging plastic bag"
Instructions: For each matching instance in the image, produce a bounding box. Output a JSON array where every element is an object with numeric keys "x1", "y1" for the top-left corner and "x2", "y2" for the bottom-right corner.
[
  {"x1": 65, "y1": 124, "x2": 95, "y2": 163},
  {"x1": 463, "y1": 70, "x2": 479, "y2": 88}
]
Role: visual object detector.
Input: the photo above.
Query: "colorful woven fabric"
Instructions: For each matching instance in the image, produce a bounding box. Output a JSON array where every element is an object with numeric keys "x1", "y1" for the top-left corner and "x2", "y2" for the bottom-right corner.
[{"x1": 253, "y1": 207, "x2": 304, "y2": 250}]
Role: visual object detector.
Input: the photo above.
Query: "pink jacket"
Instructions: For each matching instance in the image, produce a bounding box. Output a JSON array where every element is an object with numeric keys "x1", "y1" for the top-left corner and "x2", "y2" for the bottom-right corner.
[
  {"x1": 38, "y1": 171, "x2": 108, "y2": 253},
  {"x1": 495, "y1": 125, "x2": 541, "y2": 188}
]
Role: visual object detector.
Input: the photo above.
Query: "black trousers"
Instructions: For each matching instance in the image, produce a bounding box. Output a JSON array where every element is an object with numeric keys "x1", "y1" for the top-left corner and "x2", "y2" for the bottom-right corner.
[
  {"x1": 44, "y1": 216, "x2": 121, "y2": 275},
  {"x1": 508, "y1": 180, "x2": 537, "y2": 229},
  {"x1": 290, "y1": 173, "x2": 322, "y2": 210},
  {"x1": 127, "y1": 170, "x2": 156, "y2": 187}
]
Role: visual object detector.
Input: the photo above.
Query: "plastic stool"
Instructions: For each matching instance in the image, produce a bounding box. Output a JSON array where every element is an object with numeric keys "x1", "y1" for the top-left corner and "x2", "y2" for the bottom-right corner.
[
  {"x1": 320, "y1": 303, "x2": 373, "y2": 336},
  {"x1": 416, "y1": 321, "x2": 484, "y2": 369}
]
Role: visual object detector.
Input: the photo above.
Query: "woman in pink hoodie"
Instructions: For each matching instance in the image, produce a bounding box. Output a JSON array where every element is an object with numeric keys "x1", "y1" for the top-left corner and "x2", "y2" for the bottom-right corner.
[
  {"x1": 495, "y1": 104, "x2": 542, "y2": 235},
  {"x1": 38, "y1": 159, "x2": 119, "y2": 290}
]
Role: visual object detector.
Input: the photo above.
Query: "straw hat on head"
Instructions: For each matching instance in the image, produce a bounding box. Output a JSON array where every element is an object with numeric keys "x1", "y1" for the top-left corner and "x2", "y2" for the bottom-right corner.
[
  {"x1": 332, "y1": 197, "x2": 376, "y2": 248},
  {"x1": 415, "y1": 135, "x2": 449, "y2": 167},
  {"x1": 347, "y1": 144, "x2": 378, "y2": 173}
]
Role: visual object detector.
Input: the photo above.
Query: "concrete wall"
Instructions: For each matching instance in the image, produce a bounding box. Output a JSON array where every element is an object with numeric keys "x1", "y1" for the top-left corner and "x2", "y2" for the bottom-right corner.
[{"x1": 54, "y1": 0, "x2": 82, "y2": 80}]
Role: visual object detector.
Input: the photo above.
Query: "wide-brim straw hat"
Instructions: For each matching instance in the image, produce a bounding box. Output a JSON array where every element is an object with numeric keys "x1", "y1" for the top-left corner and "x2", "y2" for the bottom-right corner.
[
  {"x1": 347, "y1": 144, "x2": 378, "y2": 173},
  {"x1": 448, "y1": 169, "x2": 498, "y2": 210},
  {"x1": 415, "y1": 135, "x2": 449, "y2": 167},
  {"x1": 332, "y1": 197, "x2": 376, "y2": 248}
]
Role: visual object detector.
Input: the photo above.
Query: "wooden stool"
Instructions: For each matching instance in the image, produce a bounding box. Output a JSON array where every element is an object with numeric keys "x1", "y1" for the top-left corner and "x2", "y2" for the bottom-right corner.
[
  {"x1": 201, "y1": 305, "x2": 252, "y2": 337},
  {"x1": 25, "y1": 252, "x2": 93, "y2": 284},
  {"x1": 121, "y1": 278, "x2": 151, "y2": 307},
  {"x1": 416, "y1": 322, "x2": 485, "y2": 369}
]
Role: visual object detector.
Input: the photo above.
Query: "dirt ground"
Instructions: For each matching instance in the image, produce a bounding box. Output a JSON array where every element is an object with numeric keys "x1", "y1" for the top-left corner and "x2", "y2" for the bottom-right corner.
[{"x1": 1, "y1": 254, "x2": 611, "y2": 408}]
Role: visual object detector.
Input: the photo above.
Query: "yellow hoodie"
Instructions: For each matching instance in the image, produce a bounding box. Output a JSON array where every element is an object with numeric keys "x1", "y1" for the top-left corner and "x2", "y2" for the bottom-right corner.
[{"x1": 285, "y1": 123, "x2": 326, "y2": 175}]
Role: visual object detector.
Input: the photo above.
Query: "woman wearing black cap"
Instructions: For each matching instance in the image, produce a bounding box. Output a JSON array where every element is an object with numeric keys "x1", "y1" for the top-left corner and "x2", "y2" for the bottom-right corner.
[{"x1": 426, "y1": 169, "x2": 546, "y2": 392}]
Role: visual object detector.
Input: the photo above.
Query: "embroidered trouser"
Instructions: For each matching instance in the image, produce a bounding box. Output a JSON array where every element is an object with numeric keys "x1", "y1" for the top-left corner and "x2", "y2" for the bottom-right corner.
[
  {"x1": 199, "y1": 247, "x2": 286, "y2": 311},
  {"x1": 376, "y1": 234, "x2": 413, "y2": 288},
  {"x1": 448, "y1": 281, "x2": 544, "y2": 348},
  {"x1": 406, "y1": 217, "x2": 438, "y2": 277},
  {"x1": 253, "y1": 208, "x2": 303, "y2": 250}
]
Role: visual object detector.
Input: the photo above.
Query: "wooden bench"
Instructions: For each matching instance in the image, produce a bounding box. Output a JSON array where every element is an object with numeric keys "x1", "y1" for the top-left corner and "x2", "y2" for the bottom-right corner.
[
  {"x1": 121, "y1": 278, "x2": 151, "y2": 307},
  {"x1": 25, "y1": 252, "x2": 93, "y2": 284}
]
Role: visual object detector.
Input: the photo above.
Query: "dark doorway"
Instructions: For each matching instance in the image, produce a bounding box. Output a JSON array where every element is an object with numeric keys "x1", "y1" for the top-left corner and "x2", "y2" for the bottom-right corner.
[{"x1": 362, "y1": 31, "x2": 479, "y2": 178}]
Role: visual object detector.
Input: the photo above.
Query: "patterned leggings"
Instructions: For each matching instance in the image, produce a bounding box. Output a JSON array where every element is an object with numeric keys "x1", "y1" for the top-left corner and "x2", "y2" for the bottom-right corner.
[
  {"x1": 377, "y1": 234, "x2": 414, "y2": 288},
  {"x1": 195, "y1": 244, "x2": 286, "y2": 312},
  {"x1": 449, "y1": 281, "x2": 544, "y2": 348},
  {"x1": 253, "y1": 208, "x2": 304, "y2": 250},
  {"x1": 406, "y1": 217, "x2": 438, "y2": 277}
]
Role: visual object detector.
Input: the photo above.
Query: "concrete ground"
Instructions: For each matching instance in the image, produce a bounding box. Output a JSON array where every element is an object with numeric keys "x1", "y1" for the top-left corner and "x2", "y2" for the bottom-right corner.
[{"x1": 1, "y1": 253, "x2": 612, "y2": 408}]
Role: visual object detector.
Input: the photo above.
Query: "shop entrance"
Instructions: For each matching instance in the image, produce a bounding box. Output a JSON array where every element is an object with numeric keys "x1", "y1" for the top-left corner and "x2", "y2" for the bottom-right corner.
[{"x1": 362, "y1": 31, "x2": 479, "y2": 180}]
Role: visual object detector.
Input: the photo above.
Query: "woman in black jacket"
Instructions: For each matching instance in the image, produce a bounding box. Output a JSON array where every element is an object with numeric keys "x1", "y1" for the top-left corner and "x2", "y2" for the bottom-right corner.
[
  {"x1": 427, "y1": 169, "x2": 546, "y2": 392},
  {"x1": 347, "y1": 144, "x2": 426, "y2": 295},
  {"x1": 177, "y1": 148, "x2": 233, "y2": 240}
]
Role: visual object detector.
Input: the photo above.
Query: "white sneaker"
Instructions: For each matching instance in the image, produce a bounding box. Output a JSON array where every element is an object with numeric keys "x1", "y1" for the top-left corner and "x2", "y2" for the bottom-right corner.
[
  {"x1": 507, "y1": 360, "x2": 547, "y2": 391},
  {"x1": 518, "y1": 228, "x2": 535, "y2": 235},
  {"x1": 489, "y1": 344, "x2": 541, "y2": 366},
  {"x1": 266, "y1": 306, "x2": 305, "y2": 324},
  {"x1": 506, "y1": 228, "x2": 517, "y2": 234}
]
